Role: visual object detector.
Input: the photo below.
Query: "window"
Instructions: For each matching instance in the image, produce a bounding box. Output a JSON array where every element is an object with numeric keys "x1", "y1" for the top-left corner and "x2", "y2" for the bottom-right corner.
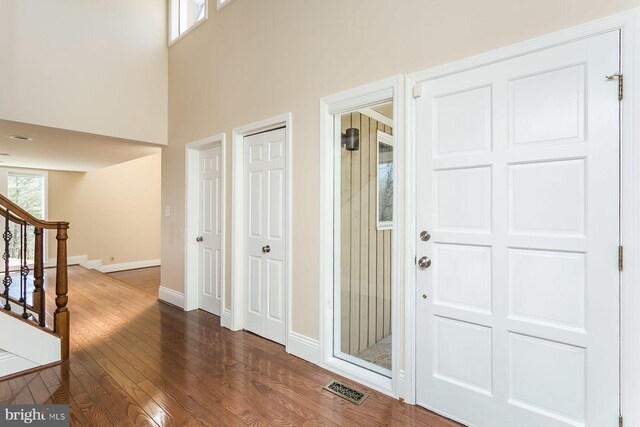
[
  {"x1": 377, "y1": 131, "x2": 393, "y2": 230},
  {"x1": 216, "y1": 0, "x2": 235, "y2": 10},
  {"x1": 333, "y1": 103, "x2": 395, "y2": 378},
  {"x1": 5, "y1": 171, "x2": 47, "y2": 265},
  {"x1": 170, "y1": 0, "x2": 207, "y2": 43}
]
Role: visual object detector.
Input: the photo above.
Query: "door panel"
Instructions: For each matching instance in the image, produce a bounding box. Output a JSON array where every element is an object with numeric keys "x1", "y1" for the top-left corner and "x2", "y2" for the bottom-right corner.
[
  {"x1": 415, "y1": 31, "x2": 620, "y2": 427},
  {"x1": 244, "y1": 128, "x2": 286, "y2": 345},
  {"x1": 248, "y1": 256, "x2": 262, "y2": 315},
  {"x1": 198, "y1": 145, "x2": 223, "y2": 315}
]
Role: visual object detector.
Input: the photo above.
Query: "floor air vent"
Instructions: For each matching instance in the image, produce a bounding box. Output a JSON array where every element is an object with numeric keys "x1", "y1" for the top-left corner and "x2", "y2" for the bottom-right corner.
[{"x1": 323, "y1": 381, "x2": 369, "y2": 404}]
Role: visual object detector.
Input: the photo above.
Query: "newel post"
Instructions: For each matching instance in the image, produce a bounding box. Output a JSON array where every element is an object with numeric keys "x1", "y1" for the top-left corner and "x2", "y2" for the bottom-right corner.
[
  {"x1": 33, "y1": 227, "x2": 45, "y2": 326},
  {"x1": 54, "y1": 225, "x2": 69, "y2": 360}
]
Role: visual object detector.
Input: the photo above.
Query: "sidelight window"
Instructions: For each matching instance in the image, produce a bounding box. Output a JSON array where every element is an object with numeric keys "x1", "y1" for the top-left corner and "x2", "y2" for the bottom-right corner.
[{"x1": 334, "y1": 102, "x2": 394, "y2": 377}]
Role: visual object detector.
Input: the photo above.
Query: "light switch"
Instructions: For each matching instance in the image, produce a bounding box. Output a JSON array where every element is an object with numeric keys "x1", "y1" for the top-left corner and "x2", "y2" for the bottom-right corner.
[{"x1": 165, "y1": 206, "x2": 171, "y2": 217}]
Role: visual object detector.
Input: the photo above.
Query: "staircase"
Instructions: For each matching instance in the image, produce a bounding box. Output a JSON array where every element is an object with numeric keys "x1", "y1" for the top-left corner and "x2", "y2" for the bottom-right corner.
[{"x1": 0, "y1": 193, "x2": 69, "y2": 377}]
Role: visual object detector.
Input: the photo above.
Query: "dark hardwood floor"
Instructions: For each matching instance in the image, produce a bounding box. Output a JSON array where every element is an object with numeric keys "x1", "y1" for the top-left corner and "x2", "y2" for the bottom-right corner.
[
  {"x1": 108, "y1": 266, "x2": 161, "y2": 296},
  {"x1": 1, "y1": 266, "x2": 459, "y2": 426}
]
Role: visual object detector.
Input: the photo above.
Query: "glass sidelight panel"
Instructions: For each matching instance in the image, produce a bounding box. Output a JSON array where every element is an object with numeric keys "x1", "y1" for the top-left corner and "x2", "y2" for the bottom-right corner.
[{"x1": 334, "y1": 102, "x2": 394, "y2": 377}]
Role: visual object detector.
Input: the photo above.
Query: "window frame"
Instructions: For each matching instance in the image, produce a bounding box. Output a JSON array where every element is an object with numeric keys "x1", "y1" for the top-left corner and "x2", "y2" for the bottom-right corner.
[
  {"x1": 376, "y1": 130, "x2": 394, "y2": 231},
  {"x1": 2, "y1": 168, "x2": 49, "y2": 263},
  {"x1": 169, "y1": 0, "x2": 209, "y2": 46},
  {"x1": 216, "y1": 0, "x2": 235, "y2": 11}
]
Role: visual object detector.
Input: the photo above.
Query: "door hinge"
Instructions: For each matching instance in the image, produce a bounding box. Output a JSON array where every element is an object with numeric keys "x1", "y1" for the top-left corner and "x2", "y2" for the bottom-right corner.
[
  {"x1": 619, "y1": 246, "x2": 624, "y2": 272},
  {"x1": 606, "y1": 72, "x2": 623, "y2": 101},
  {"x1": 619, "y1": 414, "x2": 623, "y2": 427},
  {"x1": 413, "y1": 84, "x2": 423, "y2": 99}
]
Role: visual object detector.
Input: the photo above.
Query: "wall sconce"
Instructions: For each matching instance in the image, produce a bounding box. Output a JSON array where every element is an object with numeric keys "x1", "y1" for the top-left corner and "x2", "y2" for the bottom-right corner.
[{"x1": 341, "y1": 128, "x2": 360, "y2": 151}]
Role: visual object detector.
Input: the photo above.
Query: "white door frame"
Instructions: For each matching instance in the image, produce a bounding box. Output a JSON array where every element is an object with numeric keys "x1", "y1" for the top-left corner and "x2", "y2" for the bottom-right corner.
[
  {"x1": 319, "y1": 75, "x2": 405, "y2": 398},
  {"x1": 184, "y1": 133, "x2": 226, "y2": 312},
  {"x1": 405, "y1": 8, "x2": 640, "y2": 424},
  {"x1": 230, "y1": 113, "x2": 292, "y2": 347}
]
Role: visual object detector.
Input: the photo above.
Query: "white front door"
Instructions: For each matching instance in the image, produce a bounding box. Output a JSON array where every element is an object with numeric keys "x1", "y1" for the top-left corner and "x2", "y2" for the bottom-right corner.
[
  {"x1": 415, "y1": 31, "x2": 620, "y2": 427},
  {"x1": 244, "y1": 128, "x2": 286, "y2": 344},
  {"x1": 198, "y1": 145, "x2": 223, "y2": 316}
]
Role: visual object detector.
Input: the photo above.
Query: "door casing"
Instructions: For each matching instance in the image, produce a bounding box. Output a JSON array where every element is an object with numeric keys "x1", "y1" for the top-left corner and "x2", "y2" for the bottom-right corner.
[
  {"x1": 319, "y1": 76, "x2": 405, "y2": 398},
  {"x1": 404, "y1": 9, "x2": 640, "y2": 422},
  {"x1": 230, "y1": 113, "x2": 292, "y2": 348},
  {"x1": 184, "y1": 133, "x2": 226, "y2": 313}
]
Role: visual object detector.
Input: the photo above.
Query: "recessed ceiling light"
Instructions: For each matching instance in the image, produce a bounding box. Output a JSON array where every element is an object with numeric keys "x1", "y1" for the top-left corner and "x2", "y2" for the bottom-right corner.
[{"x1": 8, "y1": 135, "x2": 32, "y2": 141}]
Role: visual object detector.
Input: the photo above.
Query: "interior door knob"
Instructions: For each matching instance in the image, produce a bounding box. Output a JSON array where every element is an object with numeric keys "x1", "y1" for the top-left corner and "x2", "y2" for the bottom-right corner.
[
  {"x1": 418, "y1": 256, "x2": 431, "y2": 269},
  {"x1": 262, "y1": 245, "x2": 271, "y2": 254},
  {"x1": 196, "y1": 236, "x2": 203, "y2": 242}
]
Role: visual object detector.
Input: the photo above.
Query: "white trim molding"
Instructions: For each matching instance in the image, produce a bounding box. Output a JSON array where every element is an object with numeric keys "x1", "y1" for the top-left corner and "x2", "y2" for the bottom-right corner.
[
  {"x1": 46, "y1": 255, "x2": 93, "y2": 268},
  {"x1": 319, "y1": 75, "x2": 405, "y2": 399},
  {"x1": 405, "y1": 7, "x2": 640, "y2": 421},
  {"x1": 158, "y1": 286, "x2": 185, "y2": 309},
  {"x1": 287, "y1": 331, "x2": 320, "y2": 365},
  {"x1": 221, "y1": 308, "x2": 232, "y2": 329},
  {"x1": 184, "y1": 133, "x2": 227, "y2": 313},
  {"x1": 98, "y1": 259, "x2": 161, "y2": 274},
  {"x1": 216, "y1": 0, "x2": 235, "y2": 11},
  {"x1": 48, "y1": 256, "x2": 160, "y2": 273},
  {"x1": 230, "y1": 113, "x2": 293, "y2": 352}
]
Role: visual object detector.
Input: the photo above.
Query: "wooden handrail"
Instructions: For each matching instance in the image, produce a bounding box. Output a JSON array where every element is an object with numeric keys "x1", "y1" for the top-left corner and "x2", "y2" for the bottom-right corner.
[
  {"x1": 0, "y1": 193, "x2": 68, "y2": 230},
  {"x1": 0, "y1": 192, "x2": 70, "y2": 360},
  {"x1": 0, "y1": 208, "x2": 27, "y2": 226}
]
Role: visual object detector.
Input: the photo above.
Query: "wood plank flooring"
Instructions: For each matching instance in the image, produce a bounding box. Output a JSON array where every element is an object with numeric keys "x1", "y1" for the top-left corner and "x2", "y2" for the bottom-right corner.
[
  {"x1": 108, "y1": 266, "x2": 161, "y2": 296},
  {"x1": 0, "y1": 266, "x2": 460, "y2": 426}
]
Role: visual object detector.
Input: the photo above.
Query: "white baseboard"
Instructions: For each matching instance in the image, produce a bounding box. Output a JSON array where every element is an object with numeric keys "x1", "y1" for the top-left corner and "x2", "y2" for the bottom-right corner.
[
  {"x1": 287, "y1": 331, "x2": 320, "y2": 365},
  {"x1": 221, "y1": 308, "x2": 232, "y2": 329},
  {"x1": 98, "y1": 259, "x2": 161, "y2": 273},
  {"x1": 158, "y1": 286, "x2": 184, "y2": 309},
  {"x1": 82, "y1": 259, "x2": 103, "y2": 269},
  {"x1": 46, "y1": 255, "x2": 92, "y2": 268},
  {"x1": 397, "y1": 369, "x2": 407, "y2": 400},
  {"x1": 47, "y1": 256, "x2": 160, "y2": 273}
]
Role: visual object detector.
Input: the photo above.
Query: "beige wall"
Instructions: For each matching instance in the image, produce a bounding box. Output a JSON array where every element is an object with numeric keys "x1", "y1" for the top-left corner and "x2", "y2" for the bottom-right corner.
[
  {"x1": 49, "y1": 154, "x2": 161, "y2": 266},
  {"x1": 164, "y1": 0, "x2": 640, "y2": 340},
  {"x1": 0, "y1": 0, "x2": 168, "y2": 144}
]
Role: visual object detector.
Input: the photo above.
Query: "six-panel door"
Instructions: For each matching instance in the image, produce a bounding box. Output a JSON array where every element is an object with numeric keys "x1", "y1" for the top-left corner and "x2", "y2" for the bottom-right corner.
[
  {"x1": 198, "y1": 145, "x2": 223, "y2": 316},
  {"x1": 244, "y1": 128, "x2": 287, "y2": 345}
]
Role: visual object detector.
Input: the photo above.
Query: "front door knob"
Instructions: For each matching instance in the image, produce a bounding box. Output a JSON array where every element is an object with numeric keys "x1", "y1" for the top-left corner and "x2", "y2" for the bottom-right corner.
[
  {"x1": 262, "y1": 245, "x2": 271, "y2": 254},
  {"x1": 418, "y1": 256, "x2": 431, "y2": 269},
  {"x1": 196, "y1": 236, "x2": 203, "y2": 242}
]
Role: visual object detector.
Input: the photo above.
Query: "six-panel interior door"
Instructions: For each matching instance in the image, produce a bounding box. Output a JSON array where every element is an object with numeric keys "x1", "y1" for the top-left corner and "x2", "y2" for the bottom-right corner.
[
  {"x1": 198, "y1": 145, "x2": 223, "y2": 316},
  {"x1": 244, "y1": 128, "x2": 286, "y2": 345},
  {"x1": 415, "y1": 31, "x2": 620, "y2": 427}
]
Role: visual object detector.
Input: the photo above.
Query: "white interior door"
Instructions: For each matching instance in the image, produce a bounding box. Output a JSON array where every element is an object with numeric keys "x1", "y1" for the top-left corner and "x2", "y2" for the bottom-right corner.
[
  {"x1": 415, "y1": 31, "x2": 620, "y2": 427},
  {"x1": 198, "y1": 145, "x2": 223, "y2": 316},
  {"x1": 244, "y1": 128, "x2": 286, "y2": 344}
]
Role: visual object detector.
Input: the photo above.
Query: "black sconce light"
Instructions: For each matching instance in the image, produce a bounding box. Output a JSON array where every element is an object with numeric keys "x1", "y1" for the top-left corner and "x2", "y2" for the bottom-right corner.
[{"x1": 341, "y1": 128, "x2": 360, "y2": 151}]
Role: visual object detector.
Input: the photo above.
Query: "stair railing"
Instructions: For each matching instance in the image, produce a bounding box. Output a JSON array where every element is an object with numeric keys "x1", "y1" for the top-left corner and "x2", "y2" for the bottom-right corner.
[{"x1": 0, "y1": 193, "x2": 70, "y2": 360}]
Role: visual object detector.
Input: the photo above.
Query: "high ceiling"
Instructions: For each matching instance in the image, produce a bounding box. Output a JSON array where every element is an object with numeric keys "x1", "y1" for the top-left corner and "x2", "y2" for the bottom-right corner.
[{"x1": 0, "y1": 120, "x2": 162, "y2": 172}]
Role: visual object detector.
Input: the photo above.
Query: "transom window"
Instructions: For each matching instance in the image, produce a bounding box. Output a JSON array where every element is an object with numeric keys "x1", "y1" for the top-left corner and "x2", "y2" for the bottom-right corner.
[{"x1": 170, "y1": 0, "x2": 207, "y2": 43}]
